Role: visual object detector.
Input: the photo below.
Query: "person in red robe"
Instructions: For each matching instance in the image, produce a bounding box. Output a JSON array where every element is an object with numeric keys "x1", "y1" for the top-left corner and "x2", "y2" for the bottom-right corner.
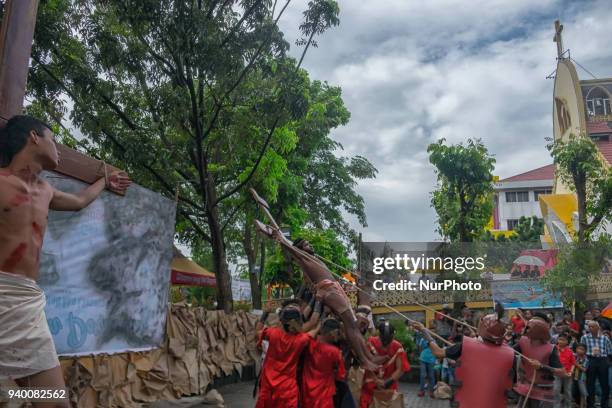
[
  {"x1": 301, "y1": 318, "x2": 347, "y2": 408},
  {"x1": 255, "y1": 300, "x2": 321, "y2": 408},
  {"x1": 360, "y1": 320, "x2": 410, "y2": 408}
]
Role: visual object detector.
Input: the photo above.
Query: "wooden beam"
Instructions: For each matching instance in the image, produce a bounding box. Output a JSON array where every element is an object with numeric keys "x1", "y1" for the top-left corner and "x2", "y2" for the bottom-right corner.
[
  {"x1": 0, "y1": 1, "x2": 127, "y2": 194},
  {"x1": 55, "y1": 144, "x2": 125, "y2": 195},
  {"x1": 0, "y1": 0, "x2": 39, "y2": 125}
]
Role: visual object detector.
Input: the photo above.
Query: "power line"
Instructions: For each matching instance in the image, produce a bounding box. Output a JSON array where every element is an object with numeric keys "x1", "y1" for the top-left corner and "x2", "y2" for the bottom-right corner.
[{"x1": 571, "y1": 57, "x2": 598, "y2": 80}]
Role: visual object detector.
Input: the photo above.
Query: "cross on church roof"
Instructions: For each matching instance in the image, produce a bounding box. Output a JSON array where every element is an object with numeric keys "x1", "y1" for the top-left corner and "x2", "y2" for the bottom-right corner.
[{"x1": 554, "y1": 20, "x2": 564, "y2": 59}]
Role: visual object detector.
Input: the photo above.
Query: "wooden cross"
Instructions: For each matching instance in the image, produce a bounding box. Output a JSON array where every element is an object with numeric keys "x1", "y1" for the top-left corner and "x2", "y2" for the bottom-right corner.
[
  {"x1": 0, "y1": 0, "x2": 123, "y2": 187},
  {"x1": 554, "y1": 20, "x2": 564, "y2": 59},
  {"x1": 0, "y1": 0, "x2": 39, "y2": 123}
]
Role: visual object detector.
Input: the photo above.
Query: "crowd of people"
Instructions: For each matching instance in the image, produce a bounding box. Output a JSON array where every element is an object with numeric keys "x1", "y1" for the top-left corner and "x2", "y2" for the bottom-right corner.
[
  {"x1": 412, "y1": 304, "x2": 611, "y2": 408},
  {"x1": 254, "y1": 290, "x2": 411, "y2": 408},
  {"x1": 253, "y1": 293, "x2": 611, "y2": 408}
]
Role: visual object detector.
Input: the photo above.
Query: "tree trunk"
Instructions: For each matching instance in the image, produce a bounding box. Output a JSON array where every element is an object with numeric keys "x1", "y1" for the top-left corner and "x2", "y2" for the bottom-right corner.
[
  {"x1": 575, "y1": 175, "x2": 588, "y2": 244},
  {"x1": 458, "y1": 185, "x2": 470, "y2": 242},
  {"x1": 259, "y1": 240, "x2": 266, "y2": 307},
  {"x1": 204, "y1": 176, "x2": 233, "y2": 312},
  {"x1": 243, "y1": 219, "x2": 262, "y2": 309}
]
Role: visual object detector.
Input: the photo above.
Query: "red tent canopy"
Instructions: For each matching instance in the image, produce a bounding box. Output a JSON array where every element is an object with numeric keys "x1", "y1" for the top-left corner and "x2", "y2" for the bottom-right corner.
[{"x1": 170, "y1": 247, "x2": 216, "y2": 287}]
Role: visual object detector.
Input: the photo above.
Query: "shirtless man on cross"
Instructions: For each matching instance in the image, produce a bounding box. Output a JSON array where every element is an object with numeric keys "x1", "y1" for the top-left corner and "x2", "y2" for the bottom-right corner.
[{"x1": 0, "y1": 115, "x2": 130, "y2": 406}]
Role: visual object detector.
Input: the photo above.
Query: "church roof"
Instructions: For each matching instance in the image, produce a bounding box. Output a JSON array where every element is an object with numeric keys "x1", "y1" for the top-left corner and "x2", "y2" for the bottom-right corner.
[
  {"x1": 500, "y1": 164, "x2": 555, "y2": 182},
  {"x1": 595, "y1": 138, "x2": 612, "y2": 164},
  {"x1": 587, "y1": 121, "x2": 612, "y2": 135}
]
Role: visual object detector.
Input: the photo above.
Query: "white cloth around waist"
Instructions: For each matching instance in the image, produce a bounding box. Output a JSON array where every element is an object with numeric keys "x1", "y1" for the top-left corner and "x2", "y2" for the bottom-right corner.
[{"x1": 0, "y1": 271, "x2": 60, "y2": 380}]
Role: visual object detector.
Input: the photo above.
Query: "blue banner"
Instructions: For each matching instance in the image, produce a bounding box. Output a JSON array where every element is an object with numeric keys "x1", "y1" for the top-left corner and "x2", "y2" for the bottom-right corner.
[{"x1": 490, "y1": 279, "x2": 563, "y2": 309}]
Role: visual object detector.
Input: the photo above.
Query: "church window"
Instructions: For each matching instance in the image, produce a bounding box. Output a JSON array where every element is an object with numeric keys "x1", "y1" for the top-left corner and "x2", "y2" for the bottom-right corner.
[{"x1": 586, "y1": 87, "x2": 611, "y2": 116}]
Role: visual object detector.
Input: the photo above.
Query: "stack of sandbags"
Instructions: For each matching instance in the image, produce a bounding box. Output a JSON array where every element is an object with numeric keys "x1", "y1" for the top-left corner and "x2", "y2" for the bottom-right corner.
[{"x1": 54, "y1": 308, "x2": 259, "y2": 407}]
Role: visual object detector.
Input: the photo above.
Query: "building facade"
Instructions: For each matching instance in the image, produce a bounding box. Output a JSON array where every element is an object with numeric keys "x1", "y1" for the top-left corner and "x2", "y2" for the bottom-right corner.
[{"x1": 492, "y1": 165, "x2": 554, "y2": 232}]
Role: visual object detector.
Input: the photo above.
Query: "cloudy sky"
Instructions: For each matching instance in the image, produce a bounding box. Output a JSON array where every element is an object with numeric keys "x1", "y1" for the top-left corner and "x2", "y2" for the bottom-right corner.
[{"x1": 277, "y1": 0, "x2": 612, "y2": 242}]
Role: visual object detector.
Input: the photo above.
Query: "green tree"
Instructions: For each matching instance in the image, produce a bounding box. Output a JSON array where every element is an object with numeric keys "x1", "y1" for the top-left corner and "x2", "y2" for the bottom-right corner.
[
  {"x1": 548, "y1": 134, "x2": 612, "y2": 243},
  {"x1": 237, "y1": 80, "x2": 375, "y2": 308},
  {"x1": 481, "y1": 216, "x2": 544, "y2": 243},
  {"x1": 27, "y1": 0, "x2": 341, "y2": 311},
  {"x1": 511, "y1": 216, "x2": 545, "y2": 242},
  {"x1": 428, "y1": 138, "x2": 495, "y2": 242},
  {"x1": 542, "y1": 236, "x2": 611, "y2": 307}
]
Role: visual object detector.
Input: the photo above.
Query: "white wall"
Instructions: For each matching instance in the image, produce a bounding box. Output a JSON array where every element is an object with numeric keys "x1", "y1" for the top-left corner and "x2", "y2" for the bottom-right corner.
[{"x1": 494, "y1": 180, "x2": 553, "y2": 231}]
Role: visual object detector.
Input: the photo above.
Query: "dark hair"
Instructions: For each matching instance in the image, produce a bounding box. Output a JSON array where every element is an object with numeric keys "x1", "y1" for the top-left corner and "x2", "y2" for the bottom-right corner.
[
  {"x1": 557, "y1": 333, "x2": 569, "y2": 340},
  {"x1": 576, "y1": 343, "x2": 586, "y2": 350},
  {"x1": 321, "y1": 318, "x2": 340, "y2": 335},
  {"x1": 0, "y1": 115, "x2": 52, "y2": 166},
  {"x1": 282, "y1": 299, "x2": 300, "y2": 308},
  {"x1": 533, "y1": 312, "x2": 550, "y2": 323},
  {"x1": 301, "y1": 288, "x2": 313, "y2": 303}
]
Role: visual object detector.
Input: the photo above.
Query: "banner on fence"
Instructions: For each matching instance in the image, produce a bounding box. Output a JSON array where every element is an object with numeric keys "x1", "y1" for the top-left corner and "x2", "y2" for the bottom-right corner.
[
  {"x1": 490, "y1": 279, "x2": 563, "y2": 309},
  {"x1": 39, "y1": 172, "x2": 176, "y2": 356}
]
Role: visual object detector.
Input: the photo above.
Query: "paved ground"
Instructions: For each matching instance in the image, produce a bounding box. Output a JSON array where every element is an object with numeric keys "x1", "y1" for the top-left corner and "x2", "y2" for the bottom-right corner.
[
  {"x1": 220, "y1": 380, "x2": 450, "y2": 408},
  {"x1": 148, "y1": 381, "x2": 453, "y2": 407}
]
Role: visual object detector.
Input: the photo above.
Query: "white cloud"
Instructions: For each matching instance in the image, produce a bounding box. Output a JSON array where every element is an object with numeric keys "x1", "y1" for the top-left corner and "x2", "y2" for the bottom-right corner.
[{"x1": 278, "y1": 0, "x2": 612, "y2": 242}]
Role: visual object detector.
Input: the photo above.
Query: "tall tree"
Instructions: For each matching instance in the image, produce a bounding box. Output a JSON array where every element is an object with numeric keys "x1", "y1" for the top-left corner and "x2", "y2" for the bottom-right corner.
[
  {"x1": 548, "y1": 134, "x2": 612, "y2": 243},
  {"x1": 27, "y1": 0, "x2": 341, "y2": 311},
  {"x1": 428, "y1": 138, "x2": 495, "y2": 242},
  {"x1": 236, "y1": 79, "x2": 376, "y2": 307}
]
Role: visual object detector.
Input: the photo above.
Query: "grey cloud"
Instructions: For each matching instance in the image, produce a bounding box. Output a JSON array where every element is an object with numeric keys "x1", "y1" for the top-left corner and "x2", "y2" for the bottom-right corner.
[{"x1": 278, "y1": 0, "x2": 612, "y2": 241}]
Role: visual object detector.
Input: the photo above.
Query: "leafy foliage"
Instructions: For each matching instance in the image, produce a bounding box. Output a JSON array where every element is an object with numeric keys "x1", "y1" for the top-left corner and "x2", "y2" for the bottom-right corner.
[
  {"x1": 428, "y1": 138, "x2": 495, "y2": 242},
  {"x1": 548, "y1": 134, "x2": 612, "y2": 242},
  {"x1": 264, "y1": 226, "x2": 353, "y2": 291},
  {"x1": 481, "y1": 216, "x2": 544, "y2": 243},
  {"x1": 27, "y1": 0, "x2": 347, "y2": 311},
  {"x1": 541, "y1": 236, "x2": 611, "y2": 307},
  {"x1": 389, "y1": 319, "x2": 416, "y2": 358}
]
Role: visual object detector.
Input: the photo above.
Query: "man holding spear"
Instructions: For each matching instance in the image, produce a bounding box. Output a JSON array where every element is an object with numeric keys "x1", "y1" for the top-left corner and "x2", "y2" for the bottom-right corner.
[{"x1": 250, "y1": 188, "x2": 383, "y2": 371}]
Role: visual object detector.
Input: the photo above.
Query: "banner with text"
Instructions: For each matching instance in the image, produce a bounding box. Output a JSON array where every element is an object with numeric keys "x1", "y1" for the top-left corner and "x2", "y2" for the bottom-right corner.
[{"x1": 39, "y1": 172, "x2": 176, "y2": 356}]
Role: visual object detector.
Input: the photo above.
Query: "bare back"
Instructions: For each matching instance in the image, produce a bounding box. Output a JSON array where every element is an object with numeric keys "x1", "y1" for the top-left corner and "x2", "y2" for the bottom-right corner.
[{"x1": 0, "y1": 168, "x2": 53, "y2": 281}]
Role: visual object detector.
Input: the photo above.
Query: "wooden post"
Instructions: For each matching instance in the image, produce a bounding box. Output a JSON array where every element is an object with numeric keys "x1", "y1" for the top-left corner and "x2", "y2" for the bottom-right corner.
[
  {"x1": 0, "y1": 1, "x2": 126, "y2": 188},
  {"x1": 0, "y1": 0, "x2": 40, "y2": 125}
]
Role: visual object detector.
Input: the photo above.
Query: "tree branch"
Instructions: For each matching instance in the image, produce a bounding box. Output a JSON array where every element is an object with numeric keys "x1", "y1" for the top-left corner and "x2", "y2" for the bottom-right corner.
[
  {"x1": 219, "y1": 0, "x2": 265, "y2": 49},
  {"x1": 178, "y1": 207, "x2": 212, "y2": 243},
  {"x1": 214, "y1": 116, "x2": 279, "y2": 206},
  {"x1": 32, "y1": 56, "x2": 208, "y2": 215},
  {"x1": 221, "y1": 198, "x2": 247, "y2": 232}
]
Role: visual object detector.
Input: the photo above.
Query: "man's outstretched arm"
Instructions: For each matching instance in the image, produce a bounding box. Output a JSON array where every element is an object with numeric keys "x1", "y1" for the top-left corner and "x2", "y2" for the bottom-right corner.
[{"x1": 50, "y1": 171, "x2": 131, "y2": 211}]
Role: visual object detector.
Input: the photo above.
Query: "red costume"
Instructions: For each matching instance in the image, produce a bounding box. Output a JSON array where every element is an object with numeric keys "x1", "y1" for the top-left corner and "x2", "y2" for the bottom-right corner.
[
  {"x1": 453, "y1": 336, "x2": 515, "y2": 408},
  {"x1": 301, "y1": 338, "x2": 346, "y2": 408},
  {"x1": 511, "y1": 314, "x2": 525, "y2": 334},
  {"x1": 558, "y1": 345, "x2": 576, "y2": 374},
  {"x1": 256, "y1": 327, "x2": 311, "y2": 408},
  {"x1": 360, "y1": 336, "x2": 410, "y2": 408},
  {"x1": 514, "y1": 327, "x2": 555, "y2": 403}
]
